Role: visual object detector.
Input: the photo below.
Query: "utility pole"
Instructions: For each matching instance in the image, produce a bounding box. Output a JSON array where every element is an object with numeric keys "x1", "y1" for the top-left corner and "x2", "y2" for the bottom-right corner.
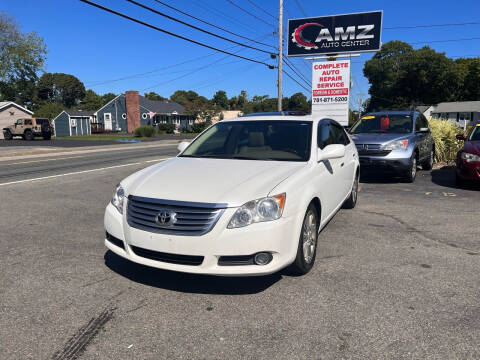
[{"x1": 277, "y1": 0, "x2": 283, "y2": 111}]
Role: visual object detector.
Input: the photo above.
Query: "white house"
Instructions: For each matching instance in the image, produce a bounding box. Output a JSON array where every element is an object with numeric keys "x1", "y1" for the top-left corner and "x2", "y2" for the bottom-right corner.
[
  {"x1": 429, "y1": 101, "x2": 480, "y2": 129},
  {"x1": 0, "y1": 101, "x2": 33, "y2": 139}
]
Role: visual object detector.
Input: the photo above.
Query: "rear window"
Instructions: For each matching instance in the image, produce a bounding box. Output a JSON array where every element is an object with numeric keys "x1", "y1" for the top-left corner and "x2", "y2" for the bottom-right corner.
[
  {"x1": 350, "y1": 114, "x2": 413, "y2": 134},
  {"x1": 35, "y1": 119, "x2": 49, "y2": 125}
]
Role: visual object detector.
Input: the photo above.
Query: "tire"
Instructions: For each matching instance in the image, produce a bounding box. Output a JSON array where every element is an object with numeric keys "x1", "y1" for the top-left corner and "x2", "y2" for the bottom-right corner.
[
  {"x1": 43, "y1": 133, "x2": 51, "y2": 140},
  {"x1": 422, "y1": 149, "x2": 434, "y2": 170},
  {"x1": 404, "y1": 154, "x2": 417, "y2": 183},
  {"x1": 3, "y1": 130, "x2": 12, "y2": 140},
  {"x1": 24, "y1": 130, "x2": 34, "y2": 141},
  {"x1": 289, "y1": 203, "x2": 319, "y2": 275},
  {"x1": 343, "y1": 170, "x2": 359, "y2": 209}
]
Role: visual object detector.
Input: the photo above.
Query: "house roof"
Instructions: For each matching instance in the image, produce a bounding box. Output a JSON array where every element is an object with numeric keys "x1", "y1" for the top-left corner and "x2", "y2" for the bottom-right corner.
[
  {"x1": 139, "y1": 96, "x2": 185, "y2": 114},
  {"x1": 432, "y1": 101, "x2": 480, "y2": 113},
  {"x1": 64, "y1": 109, "x2": 96, "y2": 117},
  {"x1": 0, "y1": 101, "x2": 33, "y2": 115}
]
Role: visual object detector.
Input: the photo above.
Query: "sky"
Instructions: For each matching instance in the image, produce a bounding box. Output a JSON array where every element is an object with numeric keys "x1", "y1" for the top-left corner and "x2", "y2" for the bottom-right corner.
[{"x1": 1, "y1": 0, "x2": 479, "y2": 109}]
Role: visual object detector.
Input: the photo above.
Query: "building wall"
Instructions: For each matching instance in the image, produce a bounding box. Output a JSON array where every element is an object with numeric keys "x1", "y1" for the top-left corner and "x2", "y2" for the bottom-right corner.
[
  {"x1": 53, "y1": 112, "x2": 71, "y2": 137},
  {"x1": 0, "y1": 105, "x2": 32, "y2": 139},
  {"x1": 96, "y1": 95, "x2": 127, "y2": 132}
]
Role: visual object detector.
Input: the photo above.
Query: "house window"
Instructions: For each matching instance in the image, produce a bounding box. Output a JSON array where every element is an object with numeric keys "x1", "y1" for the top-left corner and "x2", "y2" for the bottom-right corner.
[
  {"x1": 188, "y1": 120, "x2": 193, "y2": 125},
  {"x1": 122, "y1": 113, "x2": 126, "y2": 119},
  {"x1": 459, "y1": 112, "x2": 471, "y2": 122},
  {"x1": 142, "y1": 113, "x2": 148, "y2": 119},
  {"x1": 71, "y1": 118, "x2": 77, "y2": 127}
]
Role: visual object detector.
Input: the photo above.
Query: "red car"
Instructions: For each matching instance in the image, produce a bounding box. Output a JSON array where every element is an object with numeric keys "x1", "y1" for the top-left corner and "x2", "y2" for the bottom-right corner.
[{"x1": 456, "y1": 124, "x2": 480, "y2": 184}]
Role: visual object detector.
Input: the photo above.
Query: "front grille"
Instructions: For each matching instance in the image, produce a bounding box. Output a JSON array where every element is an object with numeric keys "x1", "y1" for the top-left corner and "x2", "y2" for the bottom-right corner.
[
  {"x1": 127, "y1": 195, "x2": 227, "y2": 236},
  {"x1": 130, "y1": 245, "x2": 204, "y2": 266},
  {"x1": 356, "y1": 144, "x2": 391, "y2": 156}
]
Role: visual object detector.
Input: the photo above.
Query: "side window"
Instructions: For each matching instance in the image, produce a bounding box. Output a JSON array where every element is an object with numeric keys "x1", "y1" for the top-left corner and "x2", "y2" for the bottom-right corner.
[
  {"x1": 16, "y1": 119, "x2": 23, "y2": 125},
  {"x1": 416, "y1": 114, "x2": 428, "y2": 131},
  {"x1": 24, "y1": 119, "x2": 33, "y2": 125},
  {"x1": 317, "y1": 121, "x2": 334, "y2": 149}
]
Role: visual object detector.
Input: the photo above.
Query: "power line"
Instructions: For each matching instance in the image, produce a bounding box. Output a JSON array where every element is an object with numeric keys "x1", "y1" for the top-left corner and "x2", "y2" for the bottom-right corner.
[
  {"x1": 86, "y1": 33, "x2": 273, "y2": 87},
  {"x1": 225, "y1": 0, "x2": 275, "y2": 28},
  {"x1": 246, "y1": 0, "x2": 277, "y2": 21},
  {"x1": 410, "y1": 37, "x2": 480, "y2": 45},
  {"x1": 283, "y1": 57, "x2": 310, "y2": 86},
  {"x1": 152, "y1": 0, "x2": 276, "y2": 49},
  {"x1": 283, "y1": 69, "x2": 310, "y2": 92},
  {"x1": 294, "y1": 0, "x2": 307, "y2": 17},
  {"x1": 79, "y1": 0, "x2": 274, "y2": 68},
  {"x1": 385, "y1": 21, "x2": 480, "y2": 30},
  {"x1": 127, "y1": 0, "x2": 273, "y2": 55}
]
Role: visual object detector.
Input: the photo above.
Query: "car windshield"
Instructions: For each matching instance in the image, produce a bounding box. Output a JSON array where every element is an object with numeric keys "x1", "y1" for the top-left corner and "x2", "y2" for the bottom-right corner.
[
  {"x1": 180, "y1": 120, "x2": 312, "y2": 161},
  {"x1": 469, "y1": 125, "x2": 480, "y2": 141},
  {"x1": 350, "y1": 114, "x2": 413, "y2": 134}
]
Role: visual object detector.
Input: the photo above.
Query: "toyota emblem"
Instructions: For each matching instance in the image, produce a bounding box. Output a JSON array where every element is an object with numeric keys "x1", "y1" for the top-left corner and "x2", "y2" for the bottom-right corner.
[{"x1": 155, "y1": 209, "x2": 177, "y2": 227}]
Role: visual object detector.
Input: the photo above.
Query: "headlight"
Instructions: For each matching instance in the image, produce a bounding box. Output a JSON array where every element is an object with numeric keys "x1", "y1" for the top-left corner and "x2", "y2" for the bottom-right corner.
[
  {"x1": 461, "y1": 152, "x2": 480, "y2": 162},
  {"x1": 111, "y1": 184, "x2": 125, "y2": 214},
  {"x1": 383, "y1": 139, "x2": 409, "y2": 151},
  {"x1": 227, "y1": 193, "x2": 286, "y2": 229}
]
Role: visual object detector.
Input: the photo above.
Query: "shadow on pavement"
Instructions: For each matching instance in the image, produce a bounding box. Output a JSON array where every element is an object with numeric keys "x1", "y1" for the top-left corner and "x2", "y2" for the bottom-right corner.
[
  {"x1": 431, "y1": 165, "x2": 480, "y2": 191},
  {"x1": 359, "y1": 171, "x2": 406, "y2": 184},
  {"x1": 104, "y1": 250, "x2": 281, "y2": 295}
]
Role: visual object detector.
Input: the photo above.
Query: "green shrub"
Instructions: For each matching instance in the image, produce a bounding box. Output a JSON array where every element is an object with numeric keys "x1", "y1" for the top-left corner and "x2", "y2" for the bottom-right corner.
[
  {"x1": 428, "y1": 118, "x2": 464, "y2": 163},
  {"x1": 191, "y1": 121, "x2": 209, "y2": 133},
  {"x1": 157, "y1": 123, "x2": 175, "y2": 134},
  {"x1": 134, "y1": 125, "x2": 156, "y2": 137}
]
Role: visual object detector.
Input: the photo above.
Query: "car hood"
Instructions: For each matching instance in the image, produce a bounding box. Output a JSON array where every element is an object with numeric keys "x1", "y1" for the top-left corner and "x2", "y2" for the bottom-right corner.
[
  {"x1": 125, "y1": 157, "x2": 306, "y2": 207},
  {"x1": 349, "y1": 133, "x2": 411, "y2": 145},
  {"x1": 464, "y1": 140, "x2": 480, "y2": 155}
]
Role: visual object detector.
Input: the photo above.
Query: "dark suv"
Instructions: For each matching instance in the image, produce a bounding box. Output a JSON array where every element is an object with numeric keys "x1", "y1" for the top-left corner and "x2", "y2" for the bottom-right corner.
[{"x1": 349, "y1": 111, "x2": 435, "y2": 182}]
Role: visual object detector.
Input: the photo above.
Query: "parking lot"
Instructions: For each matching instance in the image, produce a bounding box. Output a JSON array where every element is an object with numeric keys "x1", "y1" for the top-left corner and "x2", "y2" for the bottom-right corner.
[{"x1": 1, "y1": 144, "x2": 479, "y2": 359}]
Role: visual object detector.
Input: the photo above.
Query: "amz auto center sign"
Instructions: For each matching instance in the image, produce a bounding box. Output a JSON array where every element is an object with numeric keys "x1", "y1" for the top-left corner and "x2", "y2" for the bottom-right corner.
[
  {"x1": 288, "y1": 11, "x2": 382, "y2": 56},
  {"x1": 312, "y1": 60, "x2": 351, "y2": 125}
]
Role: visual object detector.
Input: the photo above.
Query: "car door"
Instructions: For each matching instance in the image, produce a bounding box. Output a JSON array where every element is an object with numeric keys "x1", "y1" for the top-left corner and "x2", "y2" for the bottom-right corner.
[
  {"x1": 14, "y1": 119, "x2": 24, "y2": 135},
  {"x1": 330, "y1": 121, "x2": 356, "y2": 196},
  {"x1": 315, "y1": 120, "x2": 348, "y2": 217},
  {"x1": 415, "y1": 114, "x2": 429, "y2": 161}
]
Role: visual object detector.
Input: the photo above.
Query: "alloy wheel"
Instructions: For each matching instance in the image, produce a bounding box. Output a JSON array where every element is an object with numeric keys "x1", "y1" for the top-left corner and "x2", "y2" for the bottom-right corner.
[{"x1": 302, "y1": 210, "x2": 318, "y2": 263}]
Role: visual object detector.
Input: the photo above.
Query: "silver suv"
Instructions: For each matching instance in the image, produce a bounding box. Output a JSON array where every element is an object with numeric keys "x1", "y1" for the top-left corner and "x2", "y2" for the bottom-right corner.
[{"x1": 349, "y1": 111, "x2": 434, "y2": 182}]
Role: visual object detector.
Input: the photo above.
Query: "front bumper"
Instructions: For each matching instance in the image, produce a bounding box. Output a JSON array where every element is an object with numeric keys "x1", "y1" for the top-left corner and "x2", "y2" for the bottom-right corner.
[
  {"x1": 456, "y1": 160, "x2": 480, "y2": 181},
  {"x1": 104, "y1": 202, "x2": 302, "y2": 276},
  {"x1": 359, "y1": 154, "x2": 411, "y2": 173}
]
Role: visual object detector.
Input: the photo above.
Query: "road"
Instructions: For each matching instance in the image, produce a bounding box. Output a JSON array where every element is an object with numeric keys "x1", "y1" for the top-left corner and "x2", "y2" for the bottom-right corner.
[{"x1": 1, "y1": 146, "x2": 479, "y2": 359}]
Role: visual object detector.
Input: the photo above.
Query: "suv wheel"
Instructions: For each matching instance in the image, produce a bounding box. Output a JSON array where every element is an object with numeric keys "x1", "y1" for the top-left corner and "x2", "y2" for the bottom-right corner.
[
  {"x1": 24, "y1": 129, "x2": 34, "y2": 141},
  {"x1": 343, "y1": 171, "x2": 359, "y2": 209},
  {"x1": 422, "y1": 149, "x2": 434, "y2": 170},
  {"x1": 3, "y1": 130, "x2": 13, "y2": 140},
  {"x1": 43, "y1": 133, "x2": 51, "y2": 140},
  {"x1": 289, "y1": 203, "x2": 319, "y2": 275},
  {"x1": 404, "y1": 155, "x2": 417, "y2": 183}
]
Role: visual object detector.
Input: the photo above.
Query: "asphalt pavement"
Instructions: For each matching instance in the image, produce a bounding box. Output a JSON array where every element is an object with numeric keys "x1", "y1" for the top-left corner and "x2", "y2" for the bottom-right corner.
[{"x1": 1, "y1": 148, "x2": 479, "y2": 359}]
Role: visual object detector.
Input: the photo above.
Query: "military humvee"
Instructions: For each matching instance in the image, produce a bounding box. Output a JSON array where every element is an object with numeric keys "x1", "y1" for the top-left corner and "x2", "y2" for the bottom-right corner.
[{"x1": 3, "y1": 118, "x2": 52, "y2": 140}]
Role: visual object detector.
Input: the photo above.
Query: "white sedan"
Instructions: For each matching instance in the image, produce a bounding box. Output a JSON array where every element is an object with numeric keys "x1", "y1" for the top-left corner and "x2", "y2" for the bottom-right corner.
[{"x1": 104, "y1": 115, "x2": 359, "y2": 276}]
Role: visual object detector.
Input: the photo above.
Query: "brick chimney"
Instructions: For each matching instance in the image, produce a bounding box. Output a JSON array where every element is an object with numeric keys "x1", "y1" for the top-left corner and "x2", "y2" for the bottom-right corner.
[{"x1": 125, "y1": 90, "x2": 140, "y2": 133}]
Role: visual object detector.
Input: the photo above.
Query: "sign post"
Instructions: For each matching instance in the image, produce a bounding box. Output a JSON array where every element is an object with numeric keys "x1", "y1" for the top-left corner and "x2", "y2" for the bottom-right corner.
[{"x1": 311, "y1": 60, "x2": 351, "y2": 126}]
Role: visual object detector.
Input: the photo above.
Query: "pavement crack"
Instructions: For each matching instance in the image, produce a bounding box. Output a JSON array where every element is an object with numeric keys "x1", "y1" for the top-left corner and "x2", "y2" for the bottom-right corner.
[{"x1": 51, "y1": 307, "x2": 116, "y2": 360}]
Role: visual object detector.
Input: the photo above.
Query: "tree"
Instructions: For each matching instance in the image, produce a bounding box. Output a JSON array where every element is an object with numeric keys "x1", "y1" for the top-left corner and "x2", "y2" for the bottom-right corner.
[
  {"x1": 101, "y1": 92, "x2": 116, "y2": 105},
  {"x1": 285, "y1": 92, "x2": 309, "y2": 112},
  {"x1": 458, "y1": 58, "x2": 480, "y2": 100},
  {"x1": 363, "y1": 41, "x2": 462, "y2": 111},
  {"x1": 77, "y1": 89, "x2": 102, "y2": 110},
  {"x1": 144, "y1": 91, "x2": 167, "y2": 101},
  {"x1": 0, "y1": 12, "x2": 47, "y2": 106},
  {"x1": 170, "y1": 90, "x2": 199, "y2": 106},
  {"x1": 212, "y1": 90, "x2": 228, "y2": 109},
  {"x1": 33, "y1": 102, "x2": 65, "y2": 120},
  {"x1": 36, "y1": 72, "x2": 86, "y2": 108}
]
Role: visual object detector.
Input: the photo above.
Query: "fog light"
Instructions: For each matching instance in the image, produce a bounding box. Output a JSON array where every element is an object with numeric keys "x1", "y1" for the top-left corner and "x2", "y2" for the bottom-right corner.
[{"x1": 254, "y1": 252, "x2": 272, "y2": 265}]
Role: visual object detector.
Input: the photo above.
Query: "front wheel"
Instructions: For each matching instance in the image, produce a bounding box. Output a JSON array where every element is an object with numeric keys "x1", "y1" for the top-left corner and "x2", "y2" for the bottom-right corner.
[
  {"x1": 43, "y1": 133, "x2": 51, "y2": 140},
  {"x1": 3, "y1": 130, "x2": 12, "y2": 140},
  {"x1": 343, "y1": 171, "x2": 359, "y2": 209},
  {"x1": 288, "y1": 204, "x2": 319, "y2": 275},
  {"x1": 404, "y1": 155, "x2": 417, "y2": 183}
]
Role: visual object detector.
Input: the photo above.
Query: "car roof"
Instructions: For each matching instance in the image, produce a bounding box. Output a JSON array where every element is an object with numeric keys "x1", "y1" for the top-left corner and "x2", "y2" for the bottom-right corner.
[
  {"x1": 364, "y1": 110, "x2": 417, "y2": 116},
  {"x1": 223, "y1": 115, "x2": 315, "y2": 122}
]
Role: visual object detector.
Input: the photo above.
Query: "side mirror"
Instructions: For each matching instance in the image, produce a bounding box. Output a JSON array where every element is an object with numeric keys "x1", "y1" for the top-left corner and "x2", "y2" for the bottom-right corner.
[
  {"x1": 177, "y1": 141, "x2": 190, "y2": 153},
  {"x1": 317, "y1": 144, "x2": 346, "y2": 162},
  {"x1": 456, "y1": 134, "x2": 466, "y2": 141}
]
